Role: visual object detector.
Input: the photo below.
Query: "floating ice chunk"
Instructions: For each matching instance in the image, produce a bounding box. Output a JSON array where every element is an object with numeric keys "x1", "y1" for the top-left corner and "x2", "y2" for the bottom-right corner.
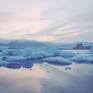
[
  {"x1": 21, "y1": 46, "x2": 61, "y2": 59},
  {"x1": 59, "y1": 51, "x2": 76, "y2": 58},
  {"x1": 6, "y1": 62, "x2": 22, "y2": 69},
  {"x1": 90, "y1": 47, "x2": 93, "y2": 54},
  {"x1": 4, "y1": 56, "x2": 26, "y2": 62},
  {"x1": 6, "y1": 62, "x2": 33, "y2": 69},
  {"x1": 1, "y1": 49, "x2": 21, "y2": 56},
  {"x1": 43, "y1": 57, "x2": 72, "y2": 65},
  {"x1": 0, "y1": 62, "x2": 9, "y2": 67},
  {"x1": 28, "y1": 51, "x2": 46, "y2": 59},
  {"x1": 71, "y1": 54, "x2": 93, "y2": 63}
]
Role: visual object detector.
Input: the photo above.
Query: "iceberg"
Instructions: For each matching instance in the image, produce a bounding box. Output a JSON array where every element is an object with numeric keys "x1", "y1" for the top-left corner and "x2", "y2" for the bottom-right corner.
[
  {"x1": 6, "y1": 62, "x2": 33, "y2": 69},
  {"x1": 2, "y1": 56, "x2": 26, "y2": 62},
  {"x1": 21, "y1": 46, "x2": 61, "y2": 59},
  {"x1": 71, "y1": 54, "x2": 93, "y2": 63},
  {"x1": 90, "y1": 47, "x2": 93, "y2": 54},
  {"x1": 43, "y1": 57, "x2": 72, "y2": 65},
  {"x1": 6, "y1": 62, "x2": 22, "y2": 69},
  {"x1": 59, "y1": 51, "x2": 76, "y2": 58}
]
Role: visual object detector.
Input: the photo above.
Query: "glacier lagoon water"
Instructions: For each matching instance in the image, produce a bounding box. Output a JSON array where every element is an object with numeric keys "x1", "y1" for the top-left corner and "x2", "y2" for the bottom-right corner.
[{"x1": 0, "y1": 63, "x2": 93, "y2": 93}]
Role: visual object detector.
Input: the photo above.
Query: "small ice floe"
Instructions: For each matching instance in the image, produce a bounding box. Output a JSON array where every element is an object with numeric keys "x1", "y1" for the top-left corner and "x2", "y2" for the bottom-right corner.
[
  {"x1": 43, "y1": 57, "x2": 72, "y2": 66},
  {"x1": 90, "y1": 47, "x2": 93, "y2": 54},
  {"x1": 71, "y1": 53, "x2": 93, "y2": 64},
  {"x1": 0, "y1": 61, "x2": 33, "y2": 69},
  {"x1": 65, "y1": 67, "x2": 72, "y2": 70},
  {"x1": 59, "y1": 50, "x2": 76, "y2": 58}
]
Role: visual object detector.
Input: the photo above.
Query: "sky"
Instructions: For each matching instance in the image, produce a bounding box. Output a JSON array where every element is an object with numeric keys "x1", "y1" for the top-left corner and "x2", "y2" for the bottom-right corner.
[{"x1": 0, "y1": 0, "x2": 93, "y2": 42}]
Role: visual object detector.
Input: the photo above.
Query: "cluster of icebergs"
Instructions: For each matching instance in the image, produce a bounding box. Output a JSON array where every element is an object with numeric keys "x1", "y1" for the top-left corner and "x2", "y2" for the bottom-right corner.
[{"x1": 0, "y1": 41, "x2": 93, "y2": 69}]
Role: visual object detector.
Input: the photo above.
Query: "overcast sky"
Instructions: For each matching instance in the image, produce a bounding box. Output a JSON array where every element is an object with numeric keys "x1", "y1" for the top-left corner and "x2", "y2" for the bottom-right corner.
[{"x1": 0, "y1": 0, "x2": 93, "y2": 42}]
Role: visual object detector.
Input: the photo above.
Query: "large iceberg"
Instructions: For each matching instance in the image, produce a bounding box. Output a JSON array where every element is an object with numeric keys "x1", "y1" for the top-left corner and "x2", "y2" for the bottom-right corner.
[{"x1": 21, "y1": 46, "x2": 61, "y2": 59}]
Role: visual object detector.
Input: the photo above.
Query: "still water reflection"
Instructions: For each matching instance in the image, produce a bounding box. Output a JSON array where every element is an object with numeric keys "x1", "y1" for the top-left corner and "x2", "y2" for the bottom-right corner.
[
  {"x1": 0, "y1": 64, "x2": 46, "y2": 93},
  {"x1": 0, "y1": 63, "x2": 93, "y2": 93}
]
